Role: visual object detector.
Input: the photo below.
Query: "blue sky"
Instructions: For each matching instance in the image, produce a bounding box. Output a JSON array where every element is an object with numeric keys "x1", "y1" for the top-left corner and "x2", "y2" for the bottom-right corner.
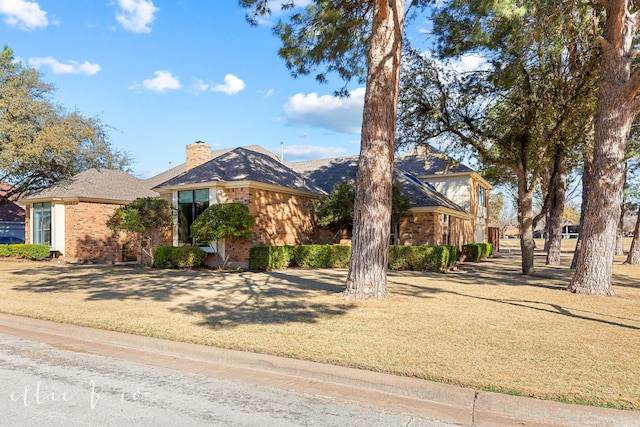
[
  {"x1": 3, "y1": 0, "x2": 380, "y2": 178},
  {"x1": 3, "y1": 1, "x2": 487, "y2": 179}
]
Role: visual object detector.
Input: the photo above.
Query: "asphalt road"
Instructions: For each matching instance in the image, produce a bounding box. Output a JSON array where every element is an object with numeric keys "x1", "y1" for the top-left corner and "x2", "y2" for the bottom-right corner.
[{"x1": 0, "y1": 333, "x2": 456, "y2": 427}]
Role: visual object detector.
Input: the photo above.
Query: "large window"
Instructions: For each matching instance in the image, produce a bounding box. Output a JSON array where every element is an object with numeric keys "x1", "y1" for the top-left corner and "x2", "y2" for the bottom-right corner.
[
  {"x1": 441, "y1": 213, "x2": 450, "y2": 246},
  {"x1": 33, "y1": 202, "x2": 52, "y2": 246},
  {"x1": 178, "y1": 189, "x2": 209, "y2": 245},
  {"x1": 477, "y1": 186, "x2": 487, "y2": 218}
]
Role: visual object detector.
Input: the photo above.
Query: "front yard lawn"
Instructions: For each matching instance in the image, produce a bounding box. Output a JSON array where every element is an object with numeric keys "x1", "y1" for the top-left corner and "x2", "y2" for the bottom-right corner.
[{"x1": 0, "y1": 249, "x2": 638, "y2": 410}]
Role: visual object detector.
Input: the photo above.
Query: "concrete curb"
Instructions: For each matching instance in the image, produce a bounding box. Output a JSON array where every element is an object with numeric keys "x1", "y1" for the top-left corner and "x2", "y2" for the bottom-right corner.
[{"x1": 0, "y1": 313, "x2": 637, "y2": 426}]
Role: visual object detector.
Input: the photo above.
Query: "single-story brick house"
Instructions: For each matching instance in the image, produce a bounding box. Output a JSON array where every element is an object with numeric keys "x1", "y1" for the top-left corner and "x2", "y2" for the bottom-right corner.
[
  {"x1": 20, "y1": 167, "x2": 183, "y2": 262},
  {"x1": 21, "y1": 142, "x2": 490, "y2": 267}
]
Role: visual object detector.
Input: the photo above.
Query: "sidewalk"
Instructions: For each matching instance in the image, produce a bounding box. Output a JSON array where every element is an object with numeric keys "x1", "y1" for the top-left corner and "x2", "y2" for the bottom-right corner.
[{"x1": 0, "y1": 313, "x2": 637, "y2": 427}]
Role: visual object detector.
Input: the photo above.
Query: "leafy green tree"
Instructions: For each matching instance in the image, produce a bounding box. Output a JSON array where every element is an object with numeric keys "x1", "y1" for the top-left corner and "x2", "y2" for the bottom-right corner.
[
  {"x1": 317, "y1": 181, "x2": 411, "y2": 245},
  {"x1": 190, "y1": 203, "x2": 255, "y2": 269},
  {"x1": 315, "y1": 181, "x2": 355, "y2": 240},
  {"x1": 106, "y1": 197, "x2": 173, "y2": 265},
  {"x1": 398, "y1": 1, "x2": 600, "y2": 275},
  {"x1": 241, "y1": 0, "x2": 414, "y2": 298},
  {"x1": 0, "y1": 46, "x2": 130, "y2": 204}
]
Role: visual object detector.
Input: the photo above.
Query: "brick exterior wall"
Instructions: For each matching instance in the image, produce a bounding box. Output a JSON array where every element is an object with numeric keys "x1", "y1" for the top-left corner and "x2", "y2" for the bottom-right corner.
[
  {"x1": 186, "y1": 141, "x2": 212, "y2": 171},
  {"x1": 221, "y1": 186, "x2": 318, "y2": 266},
  {"x1": 64, "y1": 201, "x2": 124, "y2": 262},
  {"x1": 398, "y1": 211, "x2": 474, "y2": 251},
  {"x1": 399, "y1": 212, "x2": 436, "y2": 246}
]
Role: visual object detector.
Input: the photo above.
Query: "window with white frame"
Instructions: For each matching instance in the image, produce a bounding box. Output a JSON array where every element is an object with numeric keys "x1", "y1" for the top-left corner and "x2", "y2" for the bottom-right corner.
[
  {"x1": 177, "y1": 189, "x2": 209, "y2": 245},
  {"x1": 441, "y1": 213, "x2": 450, "y2": 246},
  {"x1": 32, "y1": 202, "x2": 52, "y2": 246},
  {"x1": 477, "y1": 186, "x2": 487, "y2": 218}
]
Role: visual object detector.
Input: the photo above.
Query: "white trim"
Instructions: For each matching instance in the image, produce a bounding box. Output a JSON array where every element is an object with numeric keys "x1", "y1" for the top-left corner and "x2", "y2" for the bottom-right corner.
[
  {"x1": 51, "y1": 202, "x2": 65, "y2": 253},
  {"x1": 409, "y1": 206, "x2": 473, "y2": 220},
  {"x1": 172, "y1": 192, "x2": 179, "y2": 247},
  {"x1": 155, "y1": 180, "x2": 322, "y2": 199},
  {"x1": 417, "y1": 171, "x2": 492, "y2": 190}
]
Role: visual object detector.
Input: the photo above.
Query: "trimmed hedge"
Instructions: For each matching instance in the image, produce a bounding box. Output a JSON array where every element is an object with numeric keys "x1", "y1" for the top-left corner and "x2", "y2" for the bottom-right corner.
[
  {"x1": 463, "y1": 243, "x2": 493, "y2": 262},
  {"x1": 249, "y1": 245, "x2": 351, "y2": 270},
  {"x1": 0, "y1": 244, "x2": 50, "y2": 260},
  {"x1": 0, "y1": 245, "x2": 13, "y2": 257},
  {"x1": 153, "y1": 246, "x2": 207, "y2": 269},
  {"x1": 388, "y1": 245, "x2": 456, "y2": 271},
  {"x1": 249, "y1": 244, "x2": 455, "y2": 272}
]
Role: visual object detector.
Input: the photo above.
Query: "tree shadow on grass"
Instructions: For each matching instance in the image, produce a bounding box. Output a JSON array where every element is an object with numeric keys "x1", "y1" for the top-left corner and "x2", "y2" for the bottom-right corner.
[
  {"x1": 9, "y1": 264, "x2": 355, "y2": 328},
  {"x1": 10, "y1": 265, "x2": 201, "y2": 302},
  {"x1": 169, "y1": 270, "x2": 353, "y2": 328},
  {"x1": 390, "y1": 276, "x2": 640, "y2": 331}
]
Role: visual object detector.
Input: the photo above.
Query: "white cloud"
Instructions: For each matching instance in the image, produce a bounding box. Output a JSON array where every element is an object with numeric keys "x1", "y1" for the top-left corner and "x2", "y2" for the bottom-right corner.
[
  {"x1": 284, "y1": 87, "x2": 365, "y2": 134},
  {"x1": 115, "y1": 0, "x2": 158, "y2": 33},
  {"x1": 193, "y1": 74, "x2": 246, "y2": 95},
  {"x1": 212, "y1": 74, "x2": 246, "y2": 95},
  {"x1": 282, "y1": 144, "x2": 348, "y2": 161},
  {"x1": 258, "y1": 88, "x2": 275, "y2": 98},
  {"x1": 132, "y1": 70, "x2": 181, "y2": 92},
  {"x1": 0, "y1": 0, "x2": 48, "y2": 30},
  {"x1": 451, "y1": 54, "x2": 489, "y2": 73},
  {"x1": 253, "y1": 0, "x2": 312, "y2": 25},
  {"x1": 28, "y1": 57, "x2": 100, "y2": 75}
]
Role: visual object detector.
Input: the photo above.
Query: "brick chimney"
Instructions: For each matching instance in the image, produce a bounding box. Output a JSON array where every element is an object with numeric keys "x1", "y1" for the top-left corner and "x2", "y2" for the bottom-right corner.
[{"x1": 186, "y1": 141, "x2": 211, "y2": 170}]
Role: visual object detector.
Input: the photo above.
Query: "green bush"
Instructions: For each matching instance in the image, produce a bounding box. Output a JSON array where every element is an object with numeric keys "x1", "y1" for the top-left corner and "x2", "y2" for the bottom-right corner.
[
  {"x1": 152, "y1": 246, "x2": 207, "y2": 269},
  {"x1": 153, "y1": 246, "x2": 174, "y2": 268},
  {"x1": 291, "y1": 245, "x2": 351, "y2": 268},
  {"x1": 10, "y1": 244, "x2": 50, "y2": 260},
  {"x1": 249, "y1": 246, "x2": 294, "y2": 270},
  {"x1": 389, "y1": 245, "x2": 456, "y2": 271},
  {"x1": 463, "y1": 243, "x2": 493, "y2": 261},
  {"x1": 172, "y1": 246, "x2": 207, "y2": 268},
  {"x1": 0, "y1": 245, "x2": 14, "y2": 257},
  {"x1": 250, "y1": 244, "x2": 454, "y2": 271}
]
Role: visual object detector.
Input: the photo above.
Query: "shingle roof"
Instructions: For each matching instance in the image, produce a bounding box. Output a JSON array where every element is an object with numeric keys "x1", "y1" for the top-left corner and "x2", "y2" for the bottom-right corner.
[
  {"x1": 395, "y1": 146, "x2": 473, "y2": 175},
  {"x1": 394, "y1": 169, "x2": 467, "y2": 213},
  {"x1": 154, "y1": 147, "x2": 326, "y2": 194},
  {"x1": 22, "y1": 168, "x2": 158, "y2": 202},
  {"x1": 290, "y1": 156, "x2": 360, "y2": 194},
  {"x1": 210, "y1": 145, "x2": 282, "y2": 162},
  {"x1": 288, "y1": 153, "x2": 467, "y2": 214},
  {"x1": 144, "y1": 163, "x2": 186, "y2": 189},
  {"x1": 0, "y1": 202, "x2": 24, "y2": 222}
]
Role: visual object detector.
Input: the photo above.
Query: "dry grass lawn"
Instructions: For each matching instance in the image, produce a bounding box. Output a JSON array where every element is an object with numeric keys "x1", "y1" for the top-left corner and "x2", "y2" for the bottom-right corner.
[{"x1": 0, "y1": 239, "x2": 638, "y2": 410}]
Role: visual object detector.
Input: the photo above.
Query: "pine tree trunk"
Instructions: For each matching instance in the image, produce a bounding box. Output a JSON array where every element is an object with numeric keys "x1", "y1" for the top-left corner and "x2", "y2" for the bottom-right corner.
[
  {"x1": 614, "y1": 172, "x2": 626, "y2": 256},
  {"x1": 571, "y1": 158, "x2": 590, "y2": 270},
  {"x1": 546, "y1": 153, "x2": 567, "y2": 266},
  {"x1": 615, "y1": 207, "x2": 625, "y2": 256},
  {"x1": 624, "y1": 207, "x2": 640, "y2": 265},
  {"x1": 345, "y1": 0, "x2": 404, "y2": 299},
  {"x1": 568, "y1": 1, "x2": 635, "y2": 295},
  {"x1": 517, "y1": 172, "x2": 536, "y2": 276}
]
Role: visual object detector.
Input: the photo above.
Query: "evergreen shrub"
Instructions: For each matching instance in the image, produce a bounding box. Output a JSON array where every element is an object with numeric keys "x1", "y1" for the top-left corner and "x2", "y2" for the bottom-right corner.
[
  {"x1": 463, "y1": 243, "x2": 493, "y2": 261},
  {"x1": 10, "y1": 244, "x2": 50, "y2": 260},
  {"x1": 153, "y1": 246, "x2": 207, "y2": 269}
]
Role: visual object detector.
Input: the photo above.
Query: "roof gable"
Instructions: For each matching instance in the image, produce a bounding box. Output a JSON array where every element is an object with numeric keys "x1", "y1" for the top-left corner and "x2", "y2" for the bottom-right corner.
[
  {"x1": 21, "y1": 169, "x2": 158, "y2": 202},
  {"x1": 394, "y1": 169, "x2": 467, "y2": 213},
  {"x1": 155, "y1": 147, "x2": 325, "y2": 194},
  {"x1": 395, "y1": 146, "x2": 473, "y2": 175}
]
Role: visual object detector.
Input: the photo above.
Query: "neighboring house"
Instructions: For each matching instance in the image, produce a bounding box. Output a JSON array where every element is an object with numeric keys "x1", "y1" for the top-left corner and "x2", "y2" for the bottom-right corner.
[
  {"x1": 21, "y1": 141, "x2": 491, "y2": 267},
  {"x1": 0, "y1": 182, "x2": 25, "y2": 243}
]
